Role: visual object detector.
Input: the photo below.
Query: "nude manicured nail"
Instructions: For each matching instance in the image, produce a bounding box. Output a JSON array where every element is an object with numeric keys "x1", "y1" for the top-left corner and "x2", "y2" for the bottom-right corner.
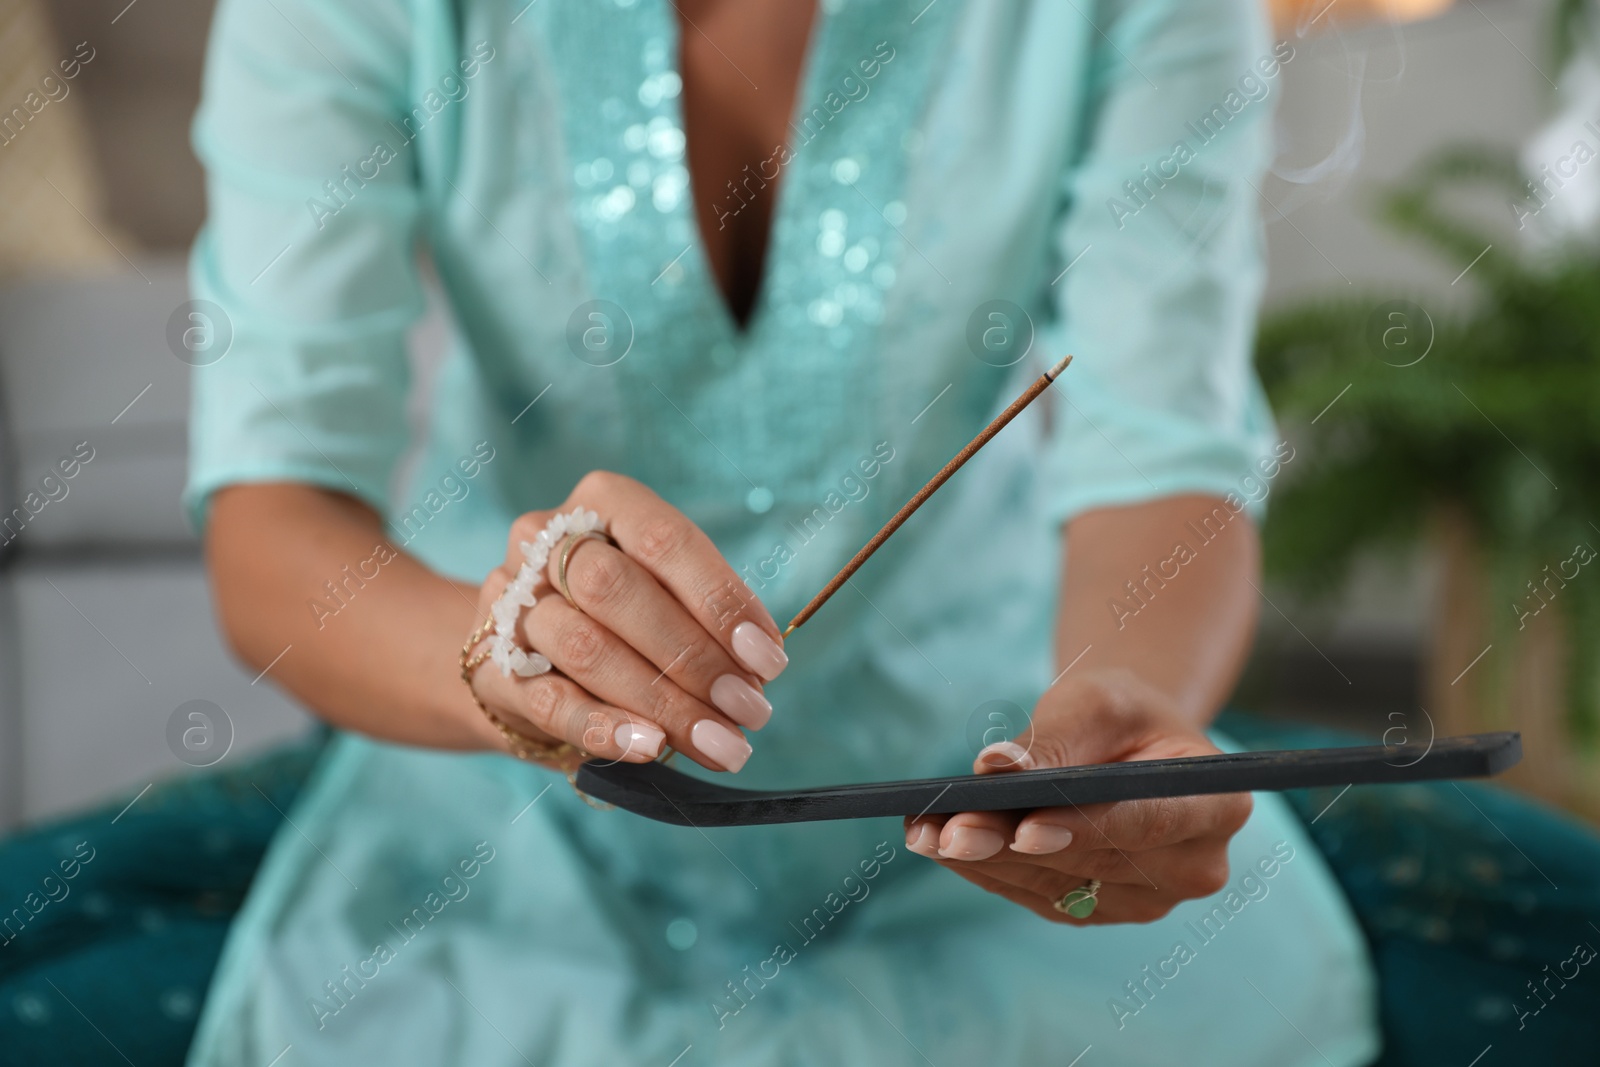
[
  {"x1": 939, "y1": 826, "x2": 1005, "y2": 861},
  {"x1": 710, "y1": 674, "x2": 772, "y2": 730},
  {"x1": 614, "y1": 721, "x2": 665, "y2": 760},
  {"x1": 731, "y1": 622, "x2": 788, "y2": 681},
  {"x1": 692, "y1": 719, "x2": 752, "y2": 773},
  {"x1": 1010, "y1": 824, "x2": 1074, "y2": 855},
  {"x1": 906, "y1": 822, "x2": 939, "y2": 856},
  {"x1": 977, "y1": 741, "x2": 1035, "y2": 770}
]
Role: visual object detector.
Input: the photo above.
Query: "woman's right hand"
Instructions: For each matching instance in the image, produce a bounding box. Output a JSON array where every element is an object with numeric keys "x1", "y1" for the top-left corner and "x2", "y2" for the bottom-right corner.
[{"x1": 467, "y1": 471, "x2": 788, "y2": 773}]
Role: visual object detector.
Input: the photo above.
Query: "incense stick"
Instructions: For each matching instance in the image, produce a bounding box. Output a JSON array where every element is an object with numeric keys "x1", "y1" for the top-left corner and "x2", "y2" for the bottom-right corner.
[{"x1": 781, "y1": 355, "x2": 1072, "y2": 638}]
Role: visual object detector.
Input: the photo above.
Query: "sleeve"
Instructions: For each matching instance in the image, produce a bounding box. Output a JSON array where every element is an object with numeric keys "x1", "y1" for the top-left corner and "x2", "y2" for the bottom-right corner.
[
  {"x1": 182, "y1": 0, "x2": 425, "y2": 530},
  {"x1": 1038, "y1": 0, "x2": 1286, "y2": 525}
]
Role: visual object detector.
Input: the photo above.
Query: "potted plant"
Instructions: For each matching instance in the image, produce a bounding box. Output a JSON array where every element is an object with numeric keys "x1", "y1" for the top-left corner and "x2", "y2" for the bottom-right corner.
[{"x1": 1255, "y1": 147, "x2": 1600, "y2": 817}]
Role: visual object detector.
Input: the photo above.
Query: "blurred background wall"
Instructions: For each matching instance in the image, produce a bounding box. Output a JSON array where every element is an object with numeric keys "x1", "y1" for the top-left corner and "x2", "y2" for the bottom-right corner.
[
  {"x1": 0, "y1": 0, "x2": 1585, "y2": 828},
  {"x1": 1253, "y1": 6, "x2": 1549, "y2": 722}
]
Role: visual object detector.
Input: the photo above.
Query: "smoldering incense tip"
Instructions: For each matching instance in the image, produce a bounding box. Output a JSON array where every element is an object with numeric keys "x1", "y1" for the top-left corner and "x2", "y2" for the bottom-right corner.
[{"x1": 1046, "y1": 354, "x2": 1073, "y2": 381}]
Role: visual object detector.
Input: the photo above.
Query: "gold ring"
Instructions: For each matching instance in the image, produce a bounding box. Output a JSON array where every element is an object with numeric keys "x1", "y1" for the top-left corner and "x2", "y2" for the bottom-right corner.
[{"x1": 555, "y1": 529, "x2": 614, "y2": 609}]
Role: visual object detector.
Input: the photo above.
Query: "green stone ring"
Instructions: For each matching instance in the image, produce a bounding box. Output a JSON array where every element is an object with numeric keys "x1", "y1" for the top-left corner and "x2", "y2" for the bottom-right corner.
[{"x1": 1053, "y1": 879, "x2": 1102, "y2": 919}]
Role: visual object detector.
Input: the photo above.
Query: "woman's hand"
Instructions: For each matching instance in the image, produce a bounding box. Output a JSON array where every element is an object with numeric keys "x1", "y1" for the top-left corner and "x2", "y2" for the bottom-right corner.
[
  {"x1": 903, "y1": 668, "x2": 1252, "y2": 925},
  {"x1": 468, "y1": 471, "x2": 787, "y2": 773}
]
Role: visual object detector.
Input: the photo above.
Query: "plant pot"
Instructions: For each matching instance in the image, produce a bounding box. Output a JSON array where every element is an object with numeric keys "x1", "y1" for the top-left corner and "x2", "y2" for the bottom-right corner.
[{"x1": 1427, "y1": 508, "x2": 1600, "y2": 821}]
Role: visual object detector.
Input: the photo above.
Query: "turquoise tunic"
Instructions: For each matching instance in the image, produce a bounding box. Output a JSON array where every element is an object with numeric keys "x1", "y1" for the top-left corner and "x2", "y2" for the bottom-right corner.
[{"x1": 183, "y1": 0, "x2": 1380, "y2": 1063}]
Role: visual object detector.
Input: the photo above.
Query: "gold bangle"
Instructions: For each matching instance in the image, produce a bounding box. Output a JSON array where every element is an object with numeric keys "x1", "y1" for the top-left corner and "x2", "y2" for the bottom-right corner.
[{"x1": 458, "y1": 616, "x2": 581, "y2": 768}]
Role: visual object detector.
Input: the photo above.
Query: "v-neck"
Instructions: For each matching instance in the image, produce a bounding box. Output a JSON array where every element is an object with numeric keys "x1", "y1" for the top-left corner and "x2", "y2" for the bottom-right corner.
[
  {"x1": 524, "y1": 0, "x2": 964, "y2": 493},
  {"x1": 656, "y1": 0, "x2": 836, "y2": 348}
]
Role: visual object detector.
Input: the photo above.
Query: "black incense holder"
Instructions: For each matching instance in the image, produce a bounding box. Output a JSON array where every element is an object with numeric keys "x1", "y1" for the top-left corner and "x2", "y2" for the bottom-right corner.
[{"x1": 574, "y1": 732, "x2": 1521, "y2": 826}]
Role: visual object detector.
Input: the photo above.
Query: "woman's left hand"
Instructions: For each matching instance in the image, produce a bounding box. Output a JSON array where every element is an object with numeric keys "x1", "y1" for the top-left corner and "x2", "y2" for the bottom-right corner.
[{"x1": 903, "y1": 668, "x2": 1253, "y2": 925}]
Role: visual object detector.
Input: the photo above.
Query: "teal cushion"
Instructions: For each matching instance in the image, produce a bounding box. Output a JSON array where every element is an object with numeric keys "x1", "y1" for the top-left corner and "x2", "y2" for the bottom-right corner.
[
  {"x1": 3, "y1": 717, "x2": 1598, "y2": 1065},
  {"x1": 1218, "y1": 711, "x2": 1600, "y2": 1063},
  {"x1": 0, "y1": 735, "x2": 325, "y2": 1066}
]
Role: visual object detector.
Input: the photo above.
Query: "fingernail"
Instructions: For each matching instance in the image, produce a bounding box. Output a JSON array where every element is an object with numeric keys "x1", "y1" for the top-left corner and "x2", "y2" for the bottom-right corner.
[
  {"x1": 614, "y1": 721, "x2": 665, "y2": 760},
  {"x1": 710, "y1": 674, "x2": 772, "y2": 730},
  {"x1": 939, "y1": 826, "x2": 1005, "y2": 861},
  {"x1": 692, "y1": 718, "x2": 752, "y2": 773},
  {"x1": 977, "y1": 741, "x2": 1035, "y2": 770},
  {"x1": 906, "y1": 822, "x2": 939, "y2": 856},
  {"x1": 745, "y1": 592, "x2": 779, "y2": 632},
  {"x1": 1010, "y1": 824, "x2": 1074, "y2": 855},
  {"x1": 731, "y1": 622, "x2": 788, "y2": 681}
]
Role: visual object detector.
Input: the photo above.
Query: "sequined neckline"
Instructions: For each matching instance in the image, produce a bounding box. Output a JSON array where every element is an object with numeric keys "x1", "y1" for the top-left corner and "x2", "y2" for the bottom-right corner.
[
  {"x1": 542, "y1": 0, "x2": 922, "y2": 359},
  {"x1": 525, "y1": 0, "x2": 961, "y2": 511},
  {"x1": 641, "y1": 0, "x2": 842, "y2": 349}
]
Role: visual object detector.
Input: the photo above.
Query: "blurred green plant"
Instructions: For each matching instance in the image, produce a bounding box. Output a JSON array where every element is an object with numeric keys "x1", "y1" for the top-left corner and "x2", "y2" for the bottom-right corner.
[
  {"x1": 1553, "y1": 0, "x2": 1594, "y2": 73},
  {"x1": 1255, "y1": 147, "x2": 1600, "y2": 737}
]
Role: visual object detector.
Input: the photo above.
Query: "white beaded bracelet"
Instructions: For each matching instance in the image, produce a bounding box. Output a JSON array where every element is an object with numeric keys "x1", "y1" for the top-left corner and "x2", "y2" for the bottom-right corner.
[{"x1": 488, "y1": 507, "x2": 607, "y2": 677}]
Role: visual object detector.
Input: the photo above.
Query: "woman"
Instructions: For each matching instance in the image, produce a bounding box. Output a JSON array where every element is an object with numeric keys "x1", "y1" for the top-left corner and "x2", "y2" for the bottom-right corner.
[{"x1": 184, "y1": 0, "x2": 1378, "y2": 1063}]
